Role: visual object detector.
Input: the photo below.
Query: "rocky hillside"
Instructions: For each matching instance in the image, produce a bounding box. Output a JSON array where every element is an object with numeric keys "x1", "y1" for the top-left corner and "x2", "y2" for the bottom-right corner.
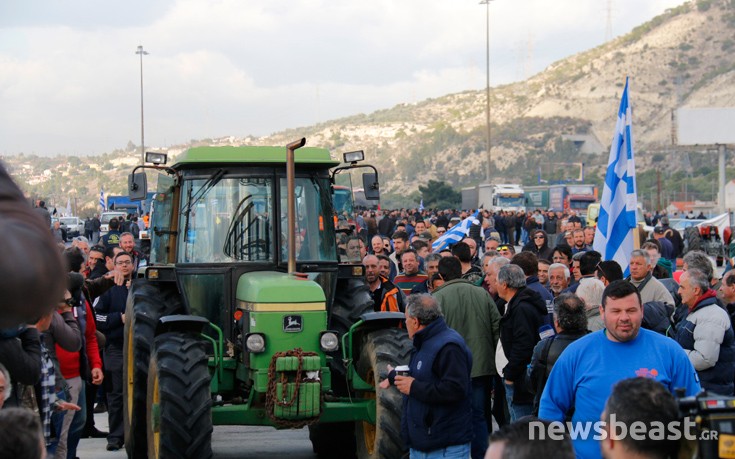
[
  {"x1": 3, "y1": 0, "x2": 735, "y2": 212},
  {"x1": 259, "y1": 0, "x2": 735, "y2": 205}
]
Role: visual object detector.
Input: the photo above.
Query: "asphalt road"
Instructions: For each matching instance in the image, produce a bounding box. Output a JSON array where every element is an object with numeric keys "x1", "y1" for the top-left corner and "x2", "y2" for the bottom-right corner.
[{"x1": 77, "y1": 412, "x2": 317, "y2": 459}]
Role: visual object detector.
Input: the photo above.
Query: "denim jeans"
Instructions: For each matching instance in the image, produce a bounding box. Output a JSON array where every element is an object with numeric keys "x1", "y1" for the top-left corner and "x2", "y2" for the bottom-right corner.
[
  {"x1": 504, "y1": 382, "x2": 534, "y2": 422},
  {"x1": 66, "y1": 380, "x2": 87, "y2": 458},
  {"x1": 520, "y1": 228, "x2": 529, "y2": 246},
  {"x1": 410, "y1": 443, "x2": 471, "y2": 458},
  {"x1": 470, "y1": 377, "x2": 489, "y2": 459},
  {"x1": 56, "y1": 376, "x2": 85, "y2": 459}
]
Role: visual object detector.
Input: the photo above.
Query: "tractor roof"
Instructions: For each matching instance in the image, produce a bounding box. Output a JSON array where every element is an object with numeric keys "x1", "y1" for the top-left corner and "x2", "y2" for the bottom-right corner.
[{"x1": 173, "y1": 145, "x2": 340, "y2": 169}]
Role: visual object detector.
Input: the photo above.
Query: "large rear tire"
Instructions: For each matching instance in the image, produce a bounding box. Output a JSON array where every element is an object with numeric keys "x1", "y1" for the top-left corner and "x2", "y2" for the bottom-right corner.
[
  {"x1": 146, "y1": 332, "x2": 212, "y2": 459},
  {"x1": 123, "y1": 281, "x2": 182, "y2": 458},
  {"x1": 684, "y1": 226, "x2": 701, "y2": 254},
  {"x1": 354, "y1": 328, "x2": 411, "y2": 459}
]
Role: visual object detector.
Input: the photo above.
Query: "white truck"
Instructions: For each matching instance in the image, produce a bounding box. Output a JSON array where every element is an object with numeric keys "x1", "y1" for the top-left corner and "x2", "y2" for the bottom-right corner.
[
  {"x1": 488, "y1": 184, "x2": 526, "y2": 212},
  {"x1": 462, "y1": 183, "x2": 526, "y2": 212},
  {"x1": 100, "y1": 211, "x2": 127, "y2": 236}
]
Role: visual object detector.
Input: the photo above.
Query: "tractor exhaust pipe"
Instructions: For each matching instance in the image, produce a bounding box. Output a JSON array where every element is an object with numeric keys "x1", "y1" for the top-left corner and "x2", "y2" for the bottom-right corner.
[{"x1": 286, "y1": 138, "x2": 306, "y2": 274}]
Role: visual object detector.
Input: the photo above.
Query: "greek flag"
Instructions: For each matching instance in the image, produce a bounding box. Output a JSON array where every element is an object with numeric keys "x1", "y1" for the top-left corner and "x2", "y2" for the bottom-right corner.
[
  {"x1": 418, "y1": 199, "x2": 424, "y2": 212},
  {"x1": 593, "y1": 78, "x2": 638, "y2": 276},
  {"x1": 432, "y1": 210, "x2": 479, "y2": 252},
  {"x1": 99, "y1": 188, "x2": 106, "y2": 211}
]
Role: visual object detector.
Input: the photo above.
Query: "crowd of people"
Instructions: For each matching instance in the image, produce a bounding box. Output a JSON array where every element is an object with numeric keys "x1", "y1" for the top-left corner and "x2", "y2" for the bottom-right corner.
[
  {"x1": 1, "y1": 173, "x2": 733, "y2": 459},
  {"x1": 364, "y1": 207, "x2": 734, "y2": 459},
  {"x1": 0, "y1": 206, "x2": 148, "y2": 458}
]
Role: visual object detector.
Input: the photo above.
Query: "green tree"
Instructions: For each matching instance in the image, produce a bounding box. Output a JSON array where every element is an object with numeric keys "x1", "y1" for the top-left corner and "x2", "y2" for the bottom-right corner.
[{"x1": 419, "y1": 180, "x2": 461, "y2": 209}]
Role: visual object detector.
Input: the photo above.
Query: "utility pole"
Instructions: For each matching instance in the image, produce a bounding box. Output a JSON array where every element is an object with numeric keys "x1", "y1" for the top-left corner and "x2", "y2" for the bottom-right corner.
[
  {"x1": 480, "y1": 0, "x2": 494, "y2": 183},
  {"x1": 605, "y1": 0, "x2": 613, "y2": 42},
  {"x1": 136, "y1": 45, "x2": 149, "y2": 165}
]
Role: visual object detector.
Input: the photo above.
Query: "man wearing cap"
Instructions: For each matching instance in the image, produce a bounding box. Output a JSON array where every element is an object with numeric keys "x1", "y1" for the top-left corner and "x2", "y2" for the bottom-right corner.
[{"x1": 653, "y1": 227, "x2": 675, "y2": 263}]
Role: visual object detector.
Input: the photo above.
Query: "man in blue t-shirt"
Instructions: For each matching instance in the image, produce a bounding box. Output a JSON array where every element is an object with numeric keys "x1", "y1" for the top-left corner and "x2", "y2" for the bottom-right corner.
[{"x1": 539, "y1": 280, "x2": 701, "y2": 459}]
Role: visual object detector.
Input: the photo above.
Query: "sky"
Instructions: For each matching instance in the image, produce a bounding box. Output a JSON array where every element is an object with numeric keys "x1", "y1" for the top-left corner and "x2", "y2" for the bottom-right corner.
[{"x1": 0, "y1": 0, "x2": 685, "y2": 157}]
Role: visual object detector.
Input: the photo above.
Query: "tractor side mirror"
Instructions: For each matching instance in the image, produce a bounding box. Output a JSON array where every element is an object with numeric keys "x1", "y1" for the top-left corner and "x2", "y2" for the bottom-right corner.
[
  {"x1": 362, "y1": 173, "x2": 379, "y2": 200},
  {"x1": 129, "y1": 172, "x2": 148, "y2": 201}
]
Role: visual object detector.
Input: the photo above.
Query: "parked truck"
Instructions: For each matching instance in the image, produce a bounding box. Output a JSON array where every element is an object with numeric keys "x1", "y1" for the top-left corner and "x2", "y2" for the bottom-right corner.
[
  {"x1": 106, "y1": 192, "x2": 156, "y2": 215},
  {"x1": 524, "y1": 186, "x2": 550, "y2": 210},
  {"x1": 461, "y1": 186, "x2": 479, "y2": 210},
  {"x1": 462, "y1": 183, "x2": 526, "y2": 212},
  {"x1": 549, "y1": 184, "x2": 598, "y2": 216},
  {"x1": 488, "y1": 183, "x2": 526, "y2": 212}
]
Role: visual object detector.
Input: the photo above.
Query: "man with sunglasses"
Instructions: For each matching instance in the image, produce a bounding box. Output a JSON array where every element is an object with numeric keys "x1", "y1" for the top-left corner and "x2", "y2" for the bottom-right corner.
[
  {"x1": 496, "y1": 244, "x2": 515, "y2": 260},
  {"x1": 94, "y1": 251, "x2": 134, "y2": 451}
]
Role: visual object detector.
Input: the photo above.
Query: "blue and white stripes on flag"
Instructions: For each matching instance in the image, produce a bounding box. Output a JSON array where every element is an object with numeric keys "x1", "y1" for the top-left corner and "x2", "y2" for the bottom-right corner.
[
  {"x1": 432, "y1": 210, "x2": 479, "y2": 252},
  {"x1": 99, "y1": 188, "x2": 106, "y2": 211},
  {"x1": 593, "y1": 78, "x2": 638, "y2": 276},
  {"x1": 419, "y1": 199, "x2": 424, "y2": 212}
]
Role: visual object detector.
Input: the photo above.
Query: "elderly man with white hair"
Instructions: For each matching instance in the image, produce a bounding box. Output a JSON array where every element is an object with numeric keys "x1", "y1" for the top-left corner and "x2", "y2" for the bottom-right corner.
[
  {"x1": 548, "y1": 263, "x2": 570, "y2": 298},
  {"x1": 627, "y1": 249, "x2": 675, "y2": 305}
]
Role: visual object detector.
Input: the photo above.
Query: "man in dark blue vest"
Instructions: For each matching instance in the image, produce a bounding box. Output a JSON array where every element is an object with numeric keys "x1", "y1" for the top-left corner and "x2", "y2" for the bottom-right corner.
[{"x1": 380, "y1": 294, "x2": 473, "y2": 458}]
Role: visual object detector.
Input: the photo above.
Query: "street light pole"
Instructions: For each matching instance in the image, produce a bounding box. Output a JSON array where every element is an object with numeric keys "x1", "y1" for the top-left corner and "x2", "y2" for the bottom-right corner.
[
  {"x1": 480, "y1": 0, "x2": 493, "y2": 183},
  {"x1": 136, "y1": 45, "x2": 149, "y2": 165}
]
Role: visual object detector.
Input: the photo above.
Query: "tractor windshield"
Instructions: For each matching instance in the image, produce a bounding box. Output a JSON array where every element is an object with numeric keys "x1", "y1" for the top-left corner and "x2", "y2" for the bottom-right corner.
[
  {"x1": 180, "y1": 177, "x2": 274, "y2": 263},
  {"x1": 176, "y1": 174, "x2": 337, "y2": 264},
  {"x1": 279, "y1": 176, "x2": 338, "y2": 263}
]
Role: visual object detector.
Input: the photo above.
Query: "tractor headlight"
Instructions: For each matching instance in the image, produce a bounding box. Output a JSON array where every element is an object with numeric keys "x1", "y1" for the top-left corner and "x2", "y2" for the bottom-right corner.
[
  {"x1": 245, "y1": 333, "x2": 266, "y2": 353},
  {"x1": 320, "y1": 331, "x2": 339, "y2": 352}
]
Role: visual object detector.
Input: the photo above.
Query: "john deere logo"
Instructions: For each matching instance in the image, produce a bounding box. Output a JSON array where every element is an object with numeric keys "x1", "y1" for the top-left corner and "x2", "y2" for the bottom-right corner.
[{"x1": 283, "y1": 315, "x2": 303, "y2": 333}]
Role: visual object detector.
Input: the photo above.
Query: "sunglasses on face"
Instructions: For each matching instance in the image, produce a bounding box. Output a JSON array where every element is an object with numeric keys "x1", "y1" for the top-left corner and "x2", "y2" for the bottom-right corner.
[{"x1": 60, "y1": 298, "x2": 75, "y2": 307}]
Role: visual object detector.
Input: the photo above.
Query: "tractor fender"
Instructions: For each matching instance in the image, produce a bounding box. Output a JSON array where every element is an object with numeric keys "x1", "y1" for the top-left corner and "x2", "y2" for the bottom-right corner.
[
  {"x1": 345, "y1": 311, "x2": 405, "y2": 367},
  {"x1": 155, "y1": 314, "x2": 209, "y2": 336},
  {"x1": 358, "y1": 311, "x2": 405, "y2": 324}
]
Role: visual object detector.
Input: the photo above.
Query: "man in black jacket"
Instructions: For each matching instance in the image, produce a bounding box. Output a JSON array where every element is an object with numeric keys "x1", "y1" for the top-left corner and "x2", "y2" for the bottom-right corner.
[
  {"x1": 496, "y1": 264, "x2": 547, "y2": 421},
  {"x1": 94, "y1": 251, "x2": 133, "y2": 451},
  {"x1": 527, "y1": 294, "x2": 590, "y2": 415}
]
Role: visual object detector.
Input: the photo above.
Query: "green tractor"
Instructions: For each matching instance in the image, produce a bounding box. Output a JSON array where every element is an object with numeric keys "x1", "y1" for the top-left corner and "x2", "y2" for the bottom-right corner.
[{"x1": 122, "y1": 139, "x2": 411, "y2": 458}]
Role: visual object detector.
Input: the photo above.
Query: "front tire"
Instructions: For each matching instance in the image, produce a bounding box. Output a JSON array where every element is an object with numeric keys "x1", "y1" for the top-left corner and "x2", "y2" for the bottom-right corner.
[
  {"x1": 123, "y1": 281, "x2": 182, "y2": 458},
  {"x1": 146, "y1": 332, "x2": 212, "y2": 459},
  {"x1": 354, "y1": 328, "x2": 411, "y2": 459}
]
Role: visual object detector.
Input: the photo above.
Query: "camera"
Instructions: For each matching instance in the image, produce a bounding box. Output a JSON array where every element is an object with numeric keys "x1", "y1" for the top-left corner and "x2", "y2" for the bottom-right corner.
[{"x1": 677, "y1": 388, "x2": 735, "y2": 459}]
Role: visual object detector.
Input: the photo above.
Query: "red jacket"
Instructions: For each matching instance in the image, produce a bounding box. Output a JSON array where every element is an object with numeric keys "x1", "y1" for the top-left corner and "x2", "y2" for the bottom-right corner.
[{"x1": 56, "y1": 300, "x2": 102, "y2": 379}]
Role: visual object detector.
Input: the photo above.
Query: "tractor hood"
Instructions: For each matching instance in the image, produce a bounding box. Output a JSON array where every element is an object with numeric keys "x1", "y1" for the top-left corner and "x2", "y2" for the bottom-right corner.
[{"x1": 236, "y1": 271, "x2": 326, "y2": 312}]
